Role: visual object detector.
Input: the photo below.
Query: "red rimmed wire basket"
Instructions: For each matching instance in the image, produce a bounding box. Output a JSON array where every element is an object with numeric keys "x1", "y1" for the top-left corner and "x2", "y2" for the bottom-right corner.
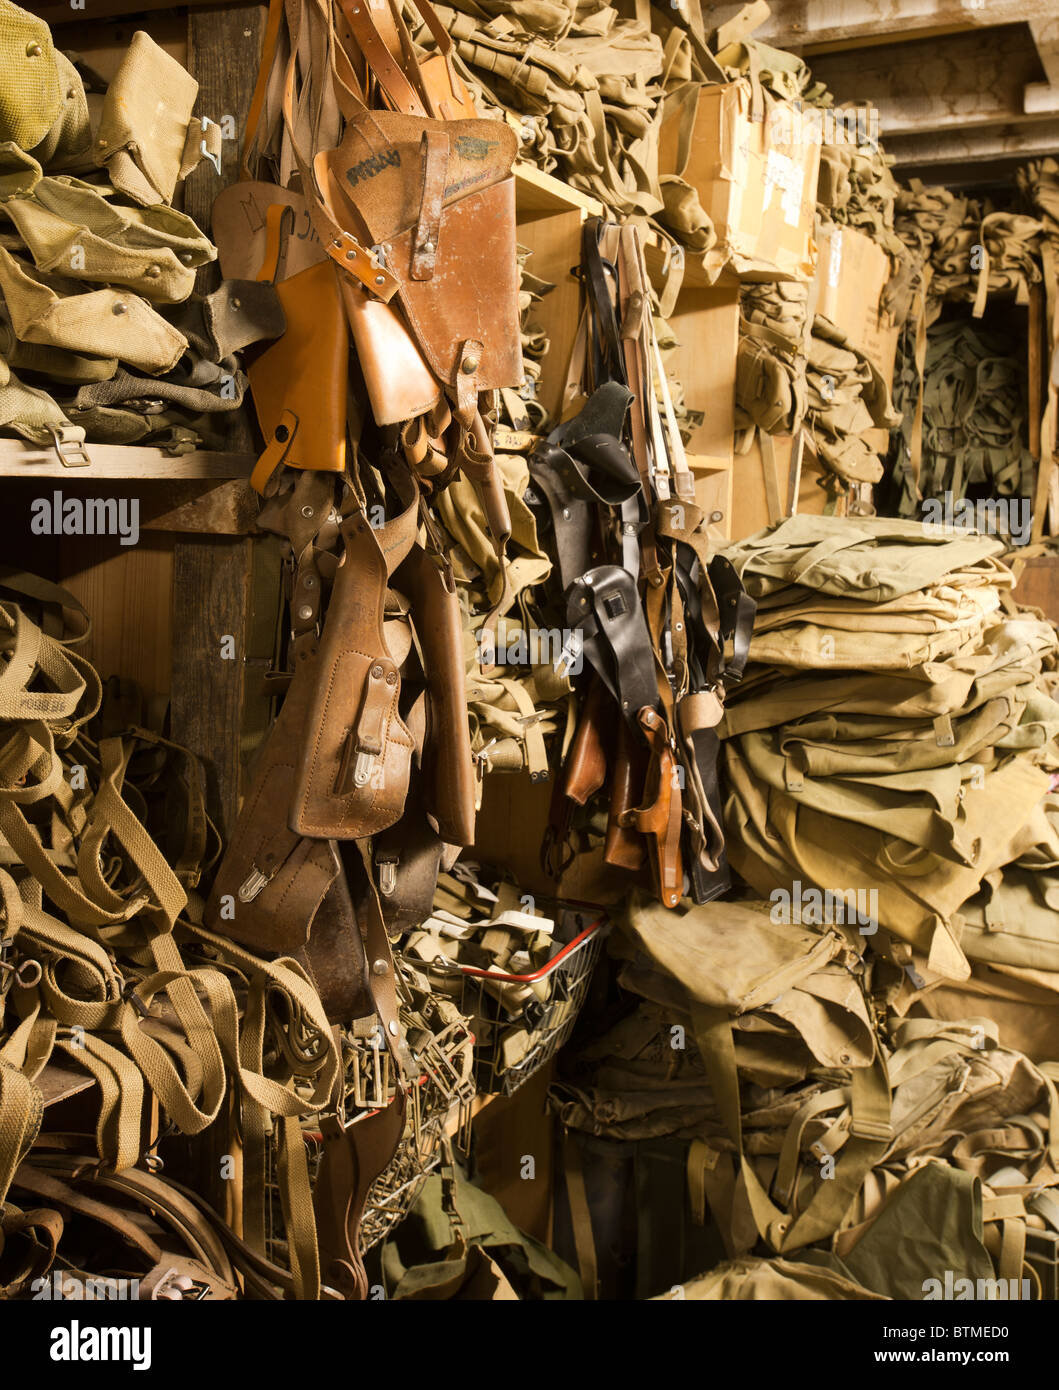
[{"x1": 454, "y1": 901, "x2": 608, "y2": 1096}]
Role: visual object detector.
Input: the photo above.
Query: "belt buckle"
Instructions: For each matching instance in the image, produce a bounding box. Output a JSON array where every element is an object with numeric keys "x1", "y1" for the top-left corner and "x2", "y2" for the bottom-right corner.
[
  {"x1": 554, "y1": 628, "x2": 583, "y2": 680},
  {"x1": 46, "y1": 423, "x2": 91, "y2": 468}
]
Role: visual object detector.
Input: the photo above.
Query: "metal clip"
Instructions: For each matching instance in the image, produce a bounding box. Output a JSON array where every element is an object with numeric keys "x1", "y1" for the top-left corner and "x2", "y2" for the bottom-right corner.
[
  {"x1": 353, "y1": 749, "x2": 375, "y2": 788},
  {"x1": 554, "y1": 629, "x2": 583, "y2": 680},
  {"x1": 46, "y1": 423, "x2": 90, "y2": 468},
  {"x1": 238, "y1": 865, "x2": 272, "y2": 903},
  {"x1": 472, "y1": 737, "x2": 497, "y2": 772},
  {"x1": 199, "y1": 116, "x2": 222, "y2": 175},
  {"x1": 0, "y1": 952, "x2": 42, "y2": 992},
  {"x1": 122, "y1": 980, "x2": 150, "y2": 1018},
  {"x1": 377, "y1": 856, "x2": 398, "y2": 897}
]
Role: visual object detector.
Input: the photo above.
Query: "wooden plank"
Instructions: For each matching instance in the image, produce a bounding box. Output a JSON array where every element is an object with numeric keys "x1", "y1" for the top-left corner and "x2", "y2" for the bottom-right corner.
[
  {"x1": 48, "y1": 10, "x2": 188, "y2": 73},
  {"x1": 1030, "y1": 283, "x2": 1044, "y2": 461},
  {"x1": 29, "y1": 0, "x2": 225, "y2": 27},
  {"x1": 517, "y1": 209, "x2": 586, "y2": 427},
  {"x1": 184, "y1": 2, "x2": 268, "y2": 235},
  {"x1": 807, "y1": 26, "x2": 1044, "y2": 138},
  {"x1": 748, "y1": 0, "x2": 1059, "y2": 54},
  {"x1": 885, "y1": 118, "x2": 1059, "y2": 169},
  {"x1": 666, "y1": 287, "x2": 739, "y2": 466},
  {"x1": 169, "y1": 537, "x2": 252, "y2": 841},
  {"x1": 515, "y1": 163, "x2": 603, "y2": 222},
  {"x1": 185, "y1": 2, "x2": 268, "y2": 459},
  {"x1": 59, "y1": 536, "x2": 175, "y2": 702},
  {"x1": 37, "y1": 1060, "x2": 95, "y2": 1109},
  {"x1": 1030, "y1": 14, "x2": 1059, "y2": 87},
  {"x1": 1014, "y1": 555, "x2": 1059, "y2": 622},
  {"x1": 0, "y1": 439, "x2": 253, "y2": 480},
  {"x1": 470, "y1": 1063, "x2": 556, "y2": 1244}
]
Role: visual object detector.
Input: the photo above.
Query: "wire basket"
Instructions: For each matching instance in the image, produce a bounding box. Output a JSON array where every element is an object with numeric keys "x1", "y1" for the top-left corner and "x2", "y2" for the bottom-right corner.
[
  {"x1": 456, "y1": 903, "x2": 607, "y2": 1097},
  {"x1": 264, "y1": 1017, "x2": 476, "y2": 1267}
]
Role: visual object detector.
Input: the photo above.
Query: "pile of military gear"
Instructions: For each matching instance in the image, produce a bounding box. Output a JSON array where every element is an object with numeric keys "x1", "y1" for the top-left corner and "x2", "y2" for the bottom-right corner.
[
  {"x1": 0, "y1": 580, "x2": 346, "y2": 1301},
  {"x1": 894, "y1": 182, "x2": 1044, "y2": 324},
  {"x1": 0, "y1": 3, "x2": 282, "y2": 457},
  {"x1": 405, "y1": 0, "x2": 718, "y2": 263},
  {"x1": 550, "y1": 889, "x2": 1059, "y2": 1300},
  {"x1": 524, "y1": 213, "x2": 755, "y2": 908},
  {"x1": 718, "y1": 515, "x2": 1059, "y2": 983},
  {"x1": 890, "y1": 319, "x2": 1035, "y2": 525},
  {"x1": 735, "y1": 279, "x2": 809, "y2": 446}
]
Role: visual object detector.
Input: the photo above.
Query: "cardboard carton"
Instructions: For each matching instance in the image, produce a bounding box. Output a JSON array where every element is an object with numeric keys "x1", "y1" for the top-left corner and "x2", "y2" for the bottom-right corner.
[
  {"x1": 660, "y1": 81, "x2": 821, "y2": 285},
  {"x1": 813, "y1": 221, "x2": 900, "y2": 387}
]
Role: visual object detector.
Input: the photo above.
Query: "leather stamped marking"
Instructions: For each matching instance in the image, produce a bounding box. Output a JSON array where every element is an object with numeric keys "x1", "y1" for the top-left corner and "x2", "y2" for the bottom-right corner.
[
  {"x1": 346, "y1": 147, "x2": 401, "y2": 188},
  {"x1": 454, "y1": 134, "x2": 499, "y2": 161}
]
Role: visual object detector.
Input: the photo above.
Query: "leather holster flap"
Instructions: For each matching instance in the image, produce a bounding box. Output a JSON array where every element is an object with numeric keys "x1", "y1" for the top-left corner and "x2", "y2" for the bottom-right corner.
[
  {"x1": 324, "y1": 113, "x2": 522, "y2": 390},
  {"x1": 395, "y1": 545, "x2": 476, "y2": 846},
  {"x1": 288, "y1": 512, "x2": 414, "y2": 839}
]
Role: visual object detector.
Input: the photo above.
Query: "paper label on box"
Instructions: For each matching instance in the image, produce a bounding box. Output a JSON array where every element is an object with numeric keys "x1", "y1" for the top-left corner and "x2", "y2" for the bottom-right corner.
[
  {"x1": 763, "y1": 148, "x2": 804, "y2": 228},
  {"x1": 828, "y1": 228, "x2": 843, "y2": 288}
]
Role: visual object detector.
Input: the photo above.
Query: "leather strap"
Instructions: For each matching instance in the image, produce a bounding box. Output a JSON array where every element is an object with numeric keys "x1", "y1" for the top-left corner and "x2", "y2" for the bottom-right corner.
[{"x1": 411, "y1": 130, "x2": 448, "y2": 280}]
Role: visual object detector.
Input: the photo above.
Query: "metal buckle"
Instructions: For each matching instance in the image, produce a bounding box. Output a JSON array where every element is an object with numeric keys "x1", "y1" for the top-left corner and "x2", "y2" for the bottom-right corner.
[
  {"x1": 554, "y1": 629, "x2": 583, "y2": 680},
  {"x1": 352, "y1": 749, "x2": 376, "y2": 788},
  {"x1": 376, "y1": 856, "x2": 398, "y2": 897},
  {"x1": 238, "y1": 865, "x2": 272, "y2": 903},
  {"x1": 45, "y1": 423, "x2": 90, "y2": 468}
]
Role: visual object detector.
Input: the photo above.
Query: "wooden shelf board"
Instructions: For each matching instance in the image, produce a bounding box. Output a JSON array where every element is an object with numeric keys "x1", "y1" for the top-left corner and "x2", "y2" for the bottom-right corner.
[
  {"x1": 0, "y1": 439, "x2": 254, "y2": 481},
  {"x1": 514, "y1": 162, "x2": 603, "y2": 220}
]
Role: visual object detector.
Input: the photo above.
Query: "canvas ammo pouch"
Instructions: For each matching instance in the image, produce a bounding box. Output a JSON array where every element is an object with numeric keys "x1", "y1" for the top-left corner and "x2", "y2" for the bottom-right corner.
[{"x1": 93, "y1": 30, "x2": 220, "y2": 206}]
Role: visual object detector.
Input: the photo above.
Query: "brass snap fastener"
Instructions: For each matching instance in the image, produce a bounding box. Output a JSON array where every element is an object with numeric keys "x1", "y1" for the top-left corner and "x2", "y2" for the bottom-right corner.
[
  {"x1": 371, "y1": 664, "x2": 384, "y2": 679},
  {"x1": 111, "y1": 303, "x2": 128, "y2": 316},
  {"x1": 144, "y1": 265, "x2": 161, "y2": 279},
  {"x1": 461, "y1": 356, "x2": 479, "y2": 374},
  {"x1": 26, "y1": 41, "x2": 42, "y2": 56}
]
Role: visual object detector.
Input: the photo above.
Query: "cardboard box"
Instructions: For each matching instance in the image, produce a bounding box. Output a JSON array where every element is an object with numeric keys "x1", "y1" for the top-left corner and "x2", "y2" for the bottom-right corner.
[
  {"x1": 660, "y1": 81, "x2": 821, "y2": 285},
  {"x1": 812, "y1": 221, "x2": 900, "y2": 388}
]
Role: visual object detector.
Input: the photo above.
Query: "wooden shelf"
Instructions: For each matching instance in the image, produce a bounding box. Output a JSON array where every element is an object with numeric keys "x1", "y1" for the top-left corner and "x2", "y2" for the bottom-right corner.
[
  {"x1": 514, "y1": 162, "x2": 603, "y2": 221},
  {"x1": 0, "y1": 438, "x2": 254, "y2": 481}
]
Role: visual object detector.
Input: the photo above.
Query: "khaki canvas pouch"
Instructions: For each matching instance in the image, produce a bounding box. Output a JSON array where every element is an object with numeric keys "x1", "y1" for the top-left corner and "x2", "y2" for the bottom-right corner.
[
  {"x1": 5, "y1": 178, "x2": 215, "y2": 303},
  {"x1": 93, "y1": 30, "x2": 204, "y2": 205},
  {"x1": 0, "y1": 245, "x2": 186, "y2": 372}
]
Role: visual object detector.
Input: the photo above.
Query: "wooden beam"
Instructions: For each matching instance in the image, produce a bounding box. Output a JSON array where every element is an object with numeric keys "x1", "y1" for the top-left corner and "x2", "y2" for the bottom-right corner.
[
  {"x1": 884, "y1": 119, "x2": 1059, "y2": 169},
  {"x1": 24, "y1": 0, "x2": 222, "y2": 27},
  {"x1": 807, "y1": 26, "x2": 1045, "y2": 138},
  {"x1": 0, "y1": 439, "x2": 253, "y2": 479},
  {"x1": 1030, "y1": 15, "x2": 1059, "y2": 87},
  {"x1": 184, "y1": 3, "x2": 268, "y2": 235},
  {"x1": 746, "y1": 0, "x2": 1059, "y2": 54},
  {"x1": 170, "y1": 537, "x2": 252, "y2": 840}
]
